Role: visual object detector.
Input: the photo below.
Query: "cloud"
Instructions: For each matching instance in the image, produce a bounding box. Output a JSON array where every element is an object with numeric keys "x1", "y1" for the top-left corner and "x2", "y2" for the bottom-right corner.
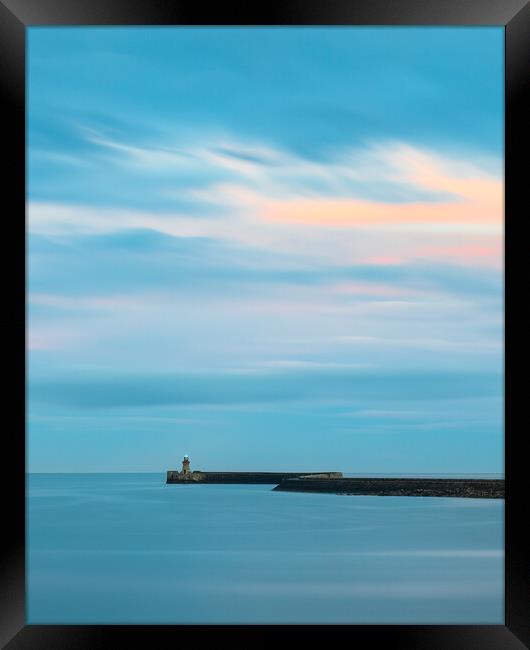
[
  {"x1": 28, "y1": 220, "x2": 502, "y2": 303},
  {"x1": 84, "y1": 129, "x2": 193, "y2": 170},
  {"x1": 29, "y1": 368, "x2": 502, "y2": 409},
  {"x1": 28, "y1": 136, "x2": 503, "y2": 276},
  {"x1": 253, "y1": 142, "x2": 501, "y2": 230},
  {"x1": 203, "y1": 579, "x2": 501, "y2": 598}
]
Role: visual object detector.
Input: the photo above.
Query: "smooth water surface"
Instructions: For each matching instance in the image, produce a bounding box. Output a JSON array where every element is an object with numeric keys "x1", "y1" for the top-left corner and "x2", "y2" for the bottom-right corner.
[{"x1": 27, "y1": 473, "x2": 503, "y2": 623}]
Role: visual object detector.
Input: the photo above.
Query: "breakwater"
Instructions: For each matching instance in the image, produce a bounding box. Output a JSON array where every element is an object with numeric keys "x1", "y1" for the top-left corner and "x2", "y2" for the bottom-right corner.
[
  {"x1": 166, "y1": 471, "x2": 343, "y2": 484},
  {"x1": 273, "y1": 477, "x2": 504, "y2": 498}
]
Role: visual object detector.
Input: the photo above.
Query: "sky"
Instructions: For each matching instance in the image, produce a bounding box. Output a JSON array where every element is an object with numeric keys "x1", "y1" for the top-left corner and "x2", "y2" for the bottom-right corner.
[{"x1": 27, "y1": 27, "x2": 504, "y2": 473}]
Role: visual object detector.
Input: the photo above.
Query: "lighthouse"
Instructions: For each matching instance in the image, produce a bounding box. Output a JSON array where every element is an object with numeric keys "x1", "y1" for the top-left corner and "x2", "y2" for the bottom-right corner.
[{"x1": 182, "y1": 454, "x2": 191, "y2": 476}]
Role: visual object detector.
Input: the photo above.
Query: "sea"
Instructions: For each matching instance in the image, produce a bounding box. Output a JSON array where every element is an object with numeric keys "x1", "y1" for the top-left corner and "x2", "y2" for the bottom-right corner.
[{"x1": 27, "y1": 472, "x2": 504, "y2": 624}]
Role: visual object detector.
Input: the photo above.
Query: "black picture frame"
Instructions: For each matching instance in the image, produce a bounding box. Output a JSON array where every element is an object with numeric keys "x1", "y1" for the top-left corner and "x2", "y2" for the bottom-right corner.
[{"x1": 1, "y1": 0, "x2": 527, "y2": 647}]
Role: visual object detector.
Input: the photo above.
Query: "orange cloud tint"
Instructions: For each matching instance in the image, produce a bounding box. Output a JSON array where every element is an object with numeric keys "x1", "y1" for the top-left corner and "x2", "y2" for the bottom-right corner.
[
  {"x1": 258, "y1": 145, "x2": 502, "y2": 231},
  {"x1": 261, "y1": 193, "x2": 501, "y2": 229}
]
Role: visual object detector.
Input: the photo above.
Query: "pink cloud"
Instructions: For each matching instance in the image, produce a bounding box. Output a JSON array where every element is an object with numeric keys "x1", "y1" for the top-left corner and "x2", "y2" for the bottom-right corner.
[
  {"x1": 330, "y1": 282, "x2": 416, "y2": 297},
  {"x1": 363, "y1": 238, "x2": 502, "y2": 269},
  {"x1": 413, "y1": 242, "x2": 503, "y2": 265},
  {"x1": 366, "y1": 255, "x2": 405, "y2": 266}
]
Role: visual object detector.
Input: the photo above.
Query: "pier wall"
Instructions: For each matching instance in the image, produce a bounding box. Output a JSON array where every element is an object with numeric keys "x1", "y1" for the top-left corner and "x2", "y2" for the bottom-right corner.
[
  {"x1": 273, "y1": 477, "x2": 504, "y2": 498},
  {"x1": 166, "y1": 471, "x2": 342, "y2": 484}
]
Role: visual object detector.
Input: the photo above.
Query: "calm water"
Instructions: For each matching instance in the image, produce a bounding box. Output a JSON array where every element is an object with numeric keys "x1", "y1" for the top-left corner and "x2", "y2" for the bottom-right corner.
[{"x1": 27, "y1": 473, "x2": 504, "y2": 624}]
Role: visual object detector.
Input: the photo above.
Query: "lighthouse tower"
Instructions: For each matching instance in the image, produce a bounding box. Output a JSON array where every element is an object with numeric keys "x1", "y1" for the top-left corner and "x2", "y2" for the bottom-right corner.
[{"x1": 182, "y1": 454, "x2": 191, "y2": 476}]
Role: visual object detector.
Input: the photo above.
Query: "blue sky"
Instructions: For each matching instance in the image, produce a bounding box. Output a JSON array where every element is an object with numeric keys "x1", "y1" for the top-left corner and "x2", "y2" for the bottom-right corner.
[{"x1": 27, "y1": 27, "x2": 503, "y2": 473}]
